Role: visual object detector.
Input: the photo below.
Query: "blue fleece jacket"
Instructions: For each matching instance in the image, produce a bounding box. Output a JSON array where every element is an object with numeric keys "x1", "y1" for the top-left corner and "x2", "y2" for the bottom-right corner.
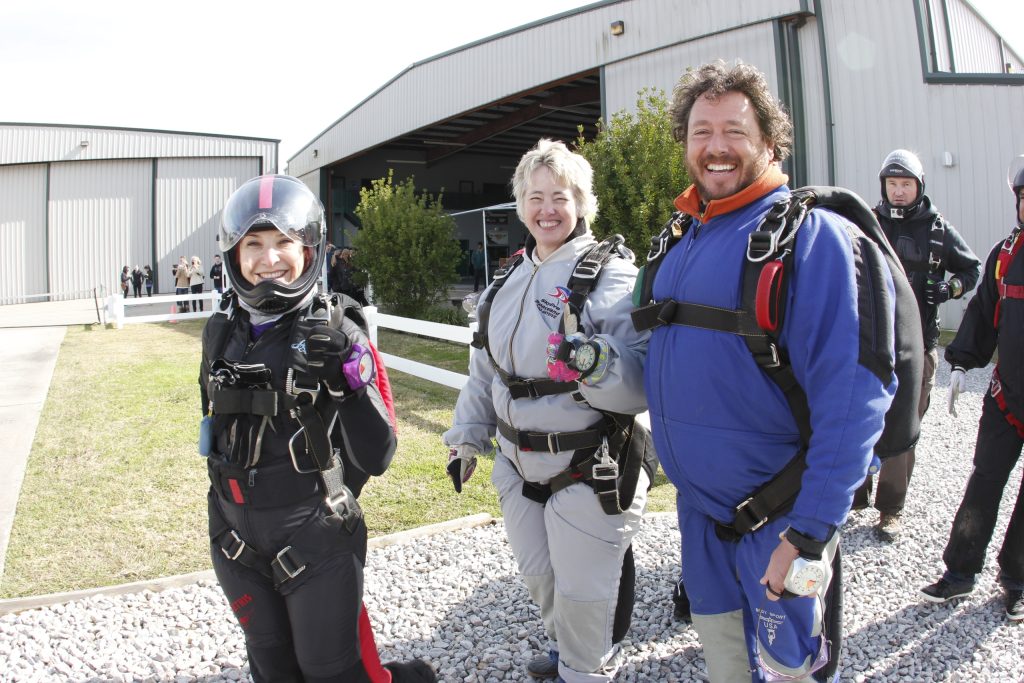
[{"x1": 645, "y1": 185, "x2": 897, "y2": 541}]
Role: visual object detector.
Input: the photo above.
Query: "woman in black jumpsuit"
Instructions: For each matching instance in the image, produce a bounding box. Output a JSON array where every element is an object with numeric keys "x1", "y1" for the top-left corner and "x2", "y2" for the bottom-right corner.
[{"x1": 201, "y1": 174, "x2": 435, "y2": 682}]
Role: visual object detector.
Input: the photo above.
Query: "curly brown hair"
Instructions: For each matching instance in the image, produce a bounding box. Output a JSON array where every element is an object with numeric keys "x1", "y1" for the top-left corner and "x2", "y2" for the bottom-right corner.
[{"x1": 669, "y1": 60, "x2": 793, "y2": 162}]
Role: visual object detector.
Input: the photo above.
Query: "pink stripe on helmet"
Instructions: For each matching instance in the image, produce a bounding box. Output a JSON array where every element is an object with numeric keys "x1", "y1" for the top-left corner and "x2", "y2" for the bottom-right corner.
[{"x1": 258, "y1": 176, "x2": 274, "y2": 209}]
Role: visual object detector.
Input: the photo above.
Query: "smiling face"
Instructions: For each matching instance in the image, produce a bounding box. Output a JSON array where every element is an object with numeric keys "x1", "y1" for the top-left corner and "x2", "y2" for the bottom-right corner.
[
  {"x1": 237, "y1": 228, "x2": 307, "y2": 286},
  {"x1": 885, "y1": 177, "x2": 919, "y2": 207},
  {"x1": 685, "y1": 91, "x2": 774, "y2": 202},
  {"x1": 524, "y1": 166, "x2": 579, "y2": 261}
]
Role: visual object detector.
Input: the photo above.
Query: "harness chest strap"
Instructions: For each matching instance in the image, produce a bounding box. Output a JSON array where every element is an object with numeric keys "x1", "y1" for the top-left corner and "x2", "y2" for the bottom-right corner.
[{"x1": 478, "y1": 236, "x2": 652, "y2": 514}]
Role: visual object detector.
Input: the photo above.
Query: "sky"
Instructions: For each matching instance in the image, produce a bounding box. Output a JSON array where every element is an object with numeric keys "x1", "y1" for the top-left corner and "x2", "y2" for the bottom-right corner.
[{"x1": 2, "y1": 0, "x2": 1021, "y2": 166}]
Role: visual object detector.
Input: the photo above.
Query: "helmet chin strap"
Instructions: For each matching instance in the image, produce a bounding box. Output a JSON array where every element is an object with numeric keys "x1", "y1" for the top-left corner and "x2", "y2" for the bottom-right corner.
[{"x1": 238, "y1": 288, "x2": 317, "y2": 325}]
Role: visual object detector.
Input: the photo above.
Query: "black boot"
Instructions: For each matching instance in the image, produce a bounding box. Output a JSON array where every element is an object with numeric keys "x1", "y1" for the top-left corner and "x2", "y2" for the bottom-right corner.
[
  {"x1": 384, "y1": 659, "x2": 437, "y2": 682},
  {"x1": 672, "y1": 579, "x2": 692, "y2": 623}
]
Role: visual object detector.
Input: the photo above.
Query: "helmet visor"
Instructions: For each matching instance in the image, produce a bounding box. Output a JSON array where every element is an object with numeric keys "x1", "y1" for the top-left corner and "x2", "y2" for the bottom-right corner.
[{"x1": 219, "y1": 175, "x2": 324, "y2": 251}]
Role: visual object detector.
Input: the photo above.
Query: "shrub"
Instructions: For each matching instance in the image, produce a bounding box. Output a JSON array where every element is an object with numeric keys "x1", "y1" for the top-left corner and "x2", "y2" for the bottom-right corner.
[
  {"x1": 353, "y1": 172, "x2": 462, "y2": 318},
  {"x1": 575, "y1": 88, "x2": 689, "y2": 257}
]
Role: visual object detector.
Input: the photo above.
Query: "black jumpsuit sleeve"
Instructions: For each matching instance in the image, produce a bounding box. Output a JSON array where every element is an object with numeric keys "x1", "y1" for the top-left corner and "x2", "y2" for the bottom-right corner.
[
  {"x1": 942, "y1": 219, "x2": 982, "y2": 295},
  {"x1": 946, "y1": 241, "x2": 1000, "y2": 370}
]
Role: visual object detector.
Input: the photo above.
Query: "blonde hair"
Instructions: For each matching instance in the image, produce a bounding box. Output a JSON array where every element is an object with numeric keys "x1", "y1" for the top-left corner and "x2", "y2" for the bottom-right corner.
[{"x1": 511, "y1": 139, "x2": 598, "y2": 223}]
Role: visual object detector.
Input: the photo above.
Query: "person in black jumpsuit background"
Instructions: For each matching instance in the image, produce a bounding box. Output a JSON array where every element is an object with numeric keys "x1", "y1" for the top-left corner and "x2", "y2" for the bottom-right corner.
[
  {"x1": 853, "y1": 149, "x2": 980, "y2": 541},
  {"x1": 201, "y1": 174, "x2": 436, "y2": 682},
  {"x1": 920, "y1": 158, "x2": 1024, "y2": 622}
]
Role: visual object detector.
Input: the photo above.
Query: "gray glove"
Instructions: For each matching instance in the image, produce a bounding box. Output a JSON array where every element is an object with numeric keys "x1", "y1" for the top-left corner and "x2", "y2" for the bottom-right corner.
[
  {"x1": 948, "y1": 366, "x2": 967, "y2": 417},
  {"x1": 446, "y1": 444, "x2": 478, "y2": 493}
]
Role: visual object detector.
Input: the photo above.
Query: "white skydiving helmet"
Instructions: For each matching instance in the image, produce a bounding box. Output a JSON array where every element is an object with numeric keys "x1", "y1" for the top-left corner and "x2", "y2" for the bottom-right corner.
[{"x1": 219, "y1": 174, "x2": 326, "y2": 314}]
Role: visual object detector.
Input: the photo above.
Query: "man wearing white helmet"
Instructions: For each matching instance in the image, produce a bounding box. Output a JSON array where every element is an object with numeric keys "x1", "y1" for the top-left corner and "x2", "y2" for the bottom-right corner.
[
  {"x1": 923, "y1": 157, "x2": 1024, "y2": 622},
  {"x1": 853, "y1": 149, "x2": 980, "y2": 541}
]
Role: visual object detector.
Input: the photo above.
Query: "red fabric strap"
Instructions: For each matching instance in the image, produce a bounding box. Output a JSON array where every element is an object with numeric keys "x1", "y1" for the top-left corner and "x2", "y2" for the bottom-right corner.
[{"x1": 358, "y1": 603, "x2": 392, "y2": 683}]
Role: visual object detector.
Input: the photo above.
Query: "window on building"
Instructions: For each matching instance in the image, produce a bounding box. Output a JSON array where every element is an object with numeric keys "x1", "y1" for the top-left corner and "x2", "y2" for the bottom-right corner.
[{"x1": 918, "y1": 0, "x2": 1023, "y2": 78}]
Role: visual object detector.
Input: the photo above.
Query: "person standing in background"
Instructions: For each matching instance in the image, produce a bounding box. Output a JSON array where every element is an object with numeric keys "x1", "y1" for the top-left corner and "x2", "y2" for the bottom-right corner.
[
  {"x1": 853, "y1": 149, "x2": 980, "y2": 541},
  {"x1": 190, "y1": 256, "x2": 205, "y2": 312},
  {"x1": 471, "y1": 241, "x2": 486, "y2": 292},
  {"x1": 173, "y1": 256, "x2": 191, "y2": 311},
  {"x1": 210, "y1": 254, "x2": 225, "y2": 293}
]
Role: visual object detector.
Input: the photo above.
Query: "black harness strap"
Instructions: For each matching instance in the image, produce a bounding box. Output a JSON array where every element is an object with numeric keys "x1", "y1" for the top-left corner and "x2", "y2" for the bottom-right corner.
[
  {"x1": 632, "y1": 193, "x2": 825, "y2": 536},
  {"x1": 210, "y1": 388, "x2": 280, "y2": 416},
  {"x1": 497, "y1": 417, "x2": 606, "y2": 453},
  {"x1": 476, "y1": 236, "x2": 652, "y2": 515},
  {"x1": 210, "y1": 496, "x2": 315, "y2": 588},
  {"x1": 899, "y1": 214, "x2": 946, "y2": 274},
  {"x1": 471, "y1": 254, "x2": 578, "y2": 400}
]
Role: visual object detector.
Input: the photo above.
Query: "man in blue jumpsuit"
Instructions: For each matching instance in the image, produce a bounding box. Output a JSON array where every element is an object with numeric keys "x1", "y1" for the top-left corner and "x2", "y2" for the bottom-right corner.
[{"x1": 643, "y1": 61, "x2": 897, "y2": 681}]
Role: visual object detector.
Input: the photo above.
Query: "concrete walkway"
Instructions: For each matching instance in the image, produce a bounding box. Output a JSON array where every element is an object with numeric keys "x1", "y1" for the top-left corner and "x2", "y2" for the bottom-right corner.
[{"x1": 0, "y1": 327, "x2": 66, "y2": 580}]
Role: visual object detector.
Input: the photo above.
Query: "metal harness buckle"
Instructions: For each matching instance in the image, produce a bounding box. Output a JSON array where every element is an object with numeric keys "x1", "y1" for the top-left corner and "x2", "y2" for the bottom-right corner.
[
  {"x1": 274, "y1": 546, "x2": 306, "y2": 580},
  {"x1": 326, "y1": 485, "x2": 354, "y2": 517},
  {"x1": 761, "y1": 342, "x2": 782, "y2": 369},
  {"x1": 735, "y1": 496, "x2": 768, "y2": 533},
  {"x1": 221, "y1": 530, "x2": 246, "y2": 561},
  {"x1": 592, "y1": 436, "x2": 618, "y2": 480},
  {"x1": 573, "y1": 261, "x2": 600, "y2": 280},
  {"x1": 288, "y1": 428, "x2": 320, "y2": 474},
  {"x1": 546, "y1": 432, "x2": 561, "y2": 453},
  {"x1": 287, "y1": 370, "x2": 320, "y2": 408}
]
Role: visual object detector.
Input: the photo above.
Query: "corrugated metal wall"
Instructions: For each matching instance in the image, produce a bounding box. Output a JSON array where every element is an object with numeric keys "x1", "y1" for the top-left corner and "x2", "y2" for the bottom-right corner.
[
  {"x1": 155, "y1": 157, "x2": 260, "y2": 293},
  {"x1": 290, "y1": 0, "x2": 807, "y2": 175},
  {"x1": 0, "y1": 125, "x2": 276, "y2": 172},
  {"x1": 822, "y1": 0, "x2": 1024, "y2": 327},
  {"x1": 0, "y1": 126, "x2": 277, "y2": 302},
  {"x1": 0, "y1": 165, "x2": 48, "y2": 305},
  {"x1": 796, "y1": 16, "x2": 830, "y2": 186},
  {"x1": 603, "y1": 23, "x2": 780, "y2": 116},
  {"x1": 48, "y1": 159, "x2": 153, "y2": 300}
]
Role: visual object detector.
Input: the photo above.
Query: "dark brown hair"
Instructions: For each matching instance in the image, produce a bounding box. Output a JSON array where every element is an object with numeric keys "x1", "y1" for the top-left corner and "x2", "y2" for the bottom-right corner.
[{"x1": 669, "y1": 60, "x2": 793, "y2": 162}]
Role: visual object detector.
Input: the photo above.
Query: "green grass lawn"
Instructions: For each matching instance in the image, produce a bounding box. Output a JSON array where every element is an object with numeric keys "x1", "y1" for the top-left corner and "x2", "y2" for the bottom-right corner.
[{"x1": 0, "y1": 323, "x2": 675, "y2": 598}]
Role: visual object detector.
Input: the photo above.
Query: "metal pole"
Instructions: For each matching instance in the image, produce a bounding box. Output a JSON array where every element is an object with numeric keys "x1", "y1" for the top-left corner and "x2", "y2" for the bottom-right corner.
[{"x1": 481, "y1": 210, "x2": 490, "y2": 287}]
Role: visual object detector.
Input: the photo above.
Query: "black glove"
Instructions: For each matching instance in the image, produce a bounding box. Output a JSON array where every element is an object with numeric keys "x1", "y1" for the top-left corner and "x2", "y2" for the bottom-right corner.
[
  {"x1": 925, "y1": 279, "x2": 951, "y2": 306},
  {"x1": 305, "y1": 325, "x2": 353, "y2": 393},
  {"x1": 384, "y1": 659, "x2": 437, "y2": 682}
]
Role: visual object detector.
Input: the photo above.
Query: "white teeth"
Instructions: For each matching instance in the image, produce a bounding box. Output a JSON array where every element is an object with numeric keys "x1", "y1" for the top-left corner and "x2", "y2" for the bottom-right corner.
[
  {"x1": 259, "y1": 271, "x2": 286, "y2": 280},
  {"x1": 538, "y1": 221, "x2": 560, "y2": 229},
  {"x1": 707, "y1": 163, "x2": 735, "y2": 172}
]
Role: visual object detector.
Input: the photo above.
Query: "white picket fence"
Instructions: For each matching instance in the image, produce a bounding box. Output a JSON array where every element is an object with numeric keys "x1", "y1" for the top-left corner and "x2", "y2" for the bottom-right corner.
[{"x1": 106, "y1": 293, "x2": 474, "y2": 389}]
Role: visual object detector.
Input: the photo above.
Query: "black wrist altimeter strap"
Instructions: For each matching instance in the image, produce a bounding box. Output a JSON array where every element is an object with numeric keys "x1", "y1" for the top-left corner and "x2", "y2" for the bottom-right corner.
[{"x1": 783, "y1": 526, "x2": 831, "y2": 560}]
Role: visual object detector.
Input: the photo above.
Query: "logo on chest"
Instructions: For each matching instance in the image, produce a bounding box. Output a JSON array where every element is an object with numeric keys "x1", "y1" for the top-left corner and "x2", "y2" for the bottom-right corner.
[{"x1": 535, "y1": 286, "x2": 570, "y2": 320}]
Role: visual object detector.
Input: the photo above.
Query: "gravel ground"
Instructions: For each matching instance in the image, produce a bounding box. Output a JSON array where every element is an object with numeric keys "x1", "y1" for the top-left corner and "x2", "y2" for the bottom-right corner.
[{"x1": 1, "y1": 363, "x2": 1022, "y2": 682}]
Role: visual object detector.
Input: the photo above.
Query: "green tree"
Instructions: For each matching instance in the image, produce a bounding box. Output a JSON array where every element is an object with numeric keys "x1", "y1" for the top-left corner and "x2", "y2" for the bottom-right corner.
[
  {"x1": 576, "y1": 88, "x2": 689, "y2": 257},
  {"x1": 353, "y1": 171, "x2": 461, "y2": 318}
]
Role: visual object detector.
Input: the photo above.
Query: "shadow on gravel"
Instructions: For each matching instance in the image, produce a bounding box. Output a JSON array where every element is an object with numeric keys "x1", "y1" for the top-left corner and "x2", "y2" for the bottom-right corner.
[
  {"x1": 842, "y1": 595, "x2": 1009, "y2": 681},
  {"x1": 372, "y1": 530, "x2": 707, "y2": 681}
]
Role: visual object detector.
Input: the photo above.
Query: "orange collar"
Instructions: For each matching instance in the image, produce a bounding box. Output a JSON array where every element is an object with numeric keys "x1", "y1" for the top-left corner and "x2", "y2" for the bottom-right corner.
[{"x1": 674, "y1": 166, "x2": 789, "y2": 222}]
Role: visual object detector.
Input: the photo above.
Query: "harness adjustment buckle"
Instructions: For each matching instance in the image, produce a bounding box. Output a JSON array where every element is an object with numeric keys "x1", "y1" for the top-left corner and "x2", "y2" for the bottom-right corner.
[
  {"x1": 273, "y1": 546, "x2": 307, "y2": 580},
  {"x1": 735, "y1": 496, "x2": 768, "y2": 533},
  {"x1": 592, "y1": 461, "x2": 619, "y2": 481},
  {"x1": 546, "y1": 432, "x2": 561, "y2": 453},
  {"x1": 573, "y1": 262, "x2": 600, "y2": 280},
  {"x1": 221, "y1": 530, "x2": 247, "y2": 561},
  {"x1": 747, "y1": 228, "x2": 782, "y2": 263},
  {"x1": 761, "y1": 342, "x2": 782, "y2": 369}
]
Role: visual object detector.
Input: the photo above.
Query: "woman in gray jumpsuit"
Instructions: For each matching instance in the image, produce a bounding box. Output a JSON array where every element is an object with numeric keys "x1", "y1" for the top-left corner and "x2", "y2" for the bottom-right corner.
[{"x1": 444, "y1": 140, "x2": 650, "y2": 682}]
